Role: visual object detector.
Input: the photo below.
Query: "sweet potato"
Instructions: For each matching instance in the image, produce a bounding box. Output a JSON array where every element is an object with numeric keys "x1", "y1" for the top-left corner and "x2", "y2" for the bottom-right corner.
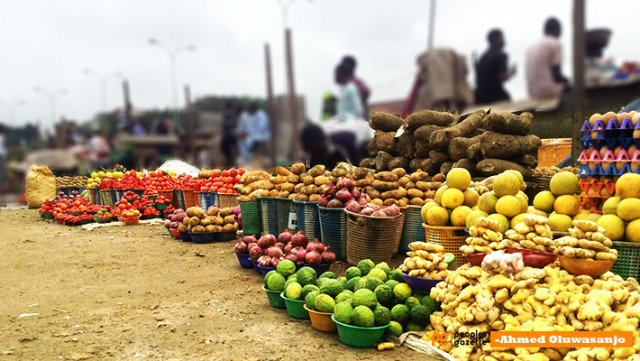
[
  {"x1": 369, "y1": 111, "x2": 404, "y2": 132},
  {"x1": 485, "y1": 111, "x2": 532, "y2": 136},
  {"x1": 406, "y1": 110, "x2": 456, "y2": 130}
]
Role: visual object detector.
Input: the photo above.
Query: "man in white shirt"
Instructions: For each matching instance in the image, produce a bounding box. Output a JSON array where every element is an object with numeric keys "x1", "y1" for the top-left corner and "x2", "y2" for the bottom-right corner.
[
  {"x1": 335, "y1": 63, "x2": 364, "y2": 119},
  {"x1": 526, "y1": 17, "x2": 569, "y2": 99},
  {"x1": 236, "y1": 101, "x2": 270, "y2": 161}
]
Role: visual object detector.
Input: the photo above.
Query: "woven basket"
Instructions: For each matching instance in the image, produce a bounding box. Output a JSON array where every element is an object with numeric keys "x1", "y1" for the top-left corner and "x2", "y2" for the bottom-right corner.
[
  {"x1": 199, "y1": 191, "x2": 219, "y2": 210},
  {"x1": 100, "y1": 189, "x2": 113, "y2": 207},
  {"x1": 318, "y1": 207, "x2": 347, "y2": 260},
  {"x1": 174, "y1": 189, "x2": 186, "y2": 210},
  {"x1": 258, "y1": 197, "x2": 279, "y2": 235},
  {"x1": 183, "y1": 189, "x2": 199, "y2": 208},
  {"x1": 345, "y1": 210, "x2": 400, "y2": 265},
  {"x1": 423, "y1": 224, "x2": 467, "y2": 267},
  {"x1": 127, "y1": 189, "x2": 145, "y2": 197},
  {"x1": 392, "y1": 211, "x2": 406, "y2": 255},
  {"x1": 611, "y1": 241, "x2": 640, "y2": 279},
  {"x1": 294, "y1": 201, "x2": 321, "y2": 240},
  {"x1": 240, "y1": 200, "x2": 262, "y2": 235},
  {"x1": 276, "y1": 198, "x2": 294, "y2": 233},
  {"x1": 91, "y1": 187, "x2": 102, "y2": 205},
  {"x1": 399, "y1": 206, "x2": 427, "y2": 253},
  {"x1": 156, "y1": 190, "x2": 175, "y2": 207},
  {"x1": 219, "y1": 193, "x2": 239, "y2": 209},
  {"x1": 114, "y1": 189, "x2": 125, "y2": 203}
]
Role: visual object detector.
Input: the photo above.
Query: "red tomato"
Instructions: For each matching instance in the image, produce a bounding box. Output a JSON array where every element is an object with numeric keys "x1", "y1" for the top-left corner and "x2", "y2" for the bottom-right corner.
[{"x1": 229, "y1": 169, "x2": 238, "y2": 177}]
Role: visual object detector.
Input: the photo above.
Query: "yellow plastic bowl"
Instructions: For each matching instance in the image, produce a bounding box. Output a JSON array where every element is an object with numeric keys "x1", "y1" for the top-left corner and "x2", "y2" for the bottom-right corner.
[{"x1": 558, "y1": 256, "x2": 615, "y2": 277}]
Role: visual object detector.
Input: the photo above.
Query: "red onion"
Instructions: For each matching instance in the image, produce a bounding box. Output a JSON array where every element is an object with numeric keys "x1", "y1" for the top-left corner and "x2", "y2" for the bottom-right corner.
[
  {"x1": 351, "y1": 188, "x2": 361, "y2": 200},
  {"x1": 235, "y1": 241, "x2": 248, "y2": 254},
  {"x1": 291, "y1": 231, "x2": 309, "y2": 248},
  {"x1": 242, "y1": 234, "x2": 257, "y2": 244},
  {"x1": 284, "y1": 243, "x2": 293, "y2": 253},
  {"x1": 345, "y1": 199, "x2": 362, "y2": 213},
  {"x1": 361, "y1": 207, "x2": 375, "y2": 216},
  {"x1": 275, "y1": 242, "x2": 285, "y2": 252},
  {"x1": 271, "y1": 257, "x2": 282, "y2": 267},
  {"x1": 164, "y1": 221, "x2": 171, "y2": 229},
  {"x1": 327, "y1": 199, "x2": 344, "y2": 208},
  {"x1": 383, "y1": 204, "x2": 401, "y2": 217},
  {"x1": 257, "y1": 234, "x2": 276, "y2": 249},
  {"x1": 305, "y1": 250, "x2": 322, "y2": 265},
  {"x1": 285, "y1": 253, "x2": 296, "y2": 262},
  {"x1": 295, "y1": 249, "x2": 307, "y2": 264},
  {"x1": 247, "y1": 242, "x2": 259, "y2": 252},
  {"x1": 306, "y1": 240, "x2": 323, "y2": 253},
  {"x1": 371, "y1": 210, "x2": 387, "y2": 217},
  {"x1": 322, "y1": 183, "x2": 337, "y2": 197},
  {"x1": 249, "y1": 245, "x2": 263, "y2": 260},
  {"x1": 257, "y1": 255, "x2": 271, "y2": 267},
  {"x1": 278, "y1": 229, "x2": 292, "y2": 244},
  {"x1": 268, "y1": 246, "x2": 283, "y2": 259},
  {"x1": 290, "y1": 246, "x2": 302, "y2": 256},
  {"x1": 321, "y1": 249, "x2": 337, "y2": 263},
  {"x1": 336, "y1": 178, "x2": 354, "y2": 191},
  {"x1": 335, "y1": 189, "x2": 352, "y2": 203},
  {"x1": 318, "y1": 196, "x2": 330, "y2": 207}
]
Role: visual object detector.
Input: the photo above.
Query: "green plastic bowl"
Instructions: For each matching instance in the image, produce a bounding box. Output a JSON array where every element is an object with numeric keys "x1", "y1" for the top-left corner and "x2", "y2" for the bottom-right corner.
[
  {"x1": 331, "y1": 315, "x2": 390, "y2": 348},
  {"x1": 280, "y1": 293, "x2": 310, "y2": 319},
  {"x1": 262, "y1": 285, "x2": 286, "y2": 309}
]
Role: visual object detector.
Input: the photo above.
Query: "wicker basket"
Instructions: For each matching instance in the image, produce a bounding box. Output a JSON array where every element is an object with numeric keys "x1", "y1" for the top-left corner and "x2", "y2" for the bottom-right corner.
[
  {"x1": 392, "y1": 212, "x2": 406, "y2": 256},
  {"x1": 174, "y1": 189, "x2": 186, "y2": 210},
  {"x1": 199, "y1": 191, "x2": 219, "y2": 210},
  {"x1": 345, "y1": 210, "x2": 400, "y2": 265},
  {"x1": 294, "y1": 200, "x2": 321, "y2": 240},
  {"x1": 219, "y1": 193, "x2": 239, "y2": 209},
  {"x1": 240, "y1": 200, "x2": 262, "y2": 235},
  {"x1": 318, "y1": 207, "x2": 347, "y2": 260},
  {"x1": 276, "y1": 198, "x2": 294, "y2": 233},
  {"x1": 258, "y1": 197, "x2": 279, "y2": 235},
  {"x1": 399, "y1": 206, "x2": 426, "y2": 253},
  {"x1": 422, "y1": 224, "x2": 467, "y2": 267},
  {"x1": 156, "y1": 190, "x2": 175, "y2": 207},
  {"x1": 611, "y1": 241, "x2": 640, "y2": 279},
  {"x1": 183, "y1": 189, "x2": 199, "y2": 208},
  {"x1": 90, "y1": 187, "x2": 102, "y2": 205},
  {"x1": 100, "y1": 189, "x2": 113, "y2": 207}
]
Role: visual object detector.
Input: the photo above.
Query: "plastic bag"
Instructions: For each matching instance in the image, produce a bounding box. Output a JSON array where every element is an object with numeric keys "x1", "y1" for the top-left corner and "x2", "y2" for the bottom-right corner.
[
  {"x1": 25, "y1": 165, "x2": 56, "y2": 208},
  {"x1": 481, "y1": 250, "x2": 524, "y2": 275}
]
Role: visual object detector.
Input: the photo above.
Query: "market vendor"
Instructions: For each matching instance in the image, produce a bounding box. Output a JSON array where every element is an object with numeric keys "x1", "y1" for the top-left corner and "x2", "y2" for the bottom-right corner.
[
  {"x1": 526, "y1": 17, "x2": 569, "y2": 99},
  {"x1": 474, "y1": 29, "x2": 515, "y2": 104}
]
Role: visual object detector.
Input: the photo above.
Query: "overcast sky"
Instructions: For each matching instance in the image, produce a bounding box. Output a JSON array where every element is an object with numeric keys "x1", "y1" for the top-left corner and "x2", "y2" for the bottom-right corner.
[{"x1": 1, "y1": 0, "x2": 639, "y2": 132}]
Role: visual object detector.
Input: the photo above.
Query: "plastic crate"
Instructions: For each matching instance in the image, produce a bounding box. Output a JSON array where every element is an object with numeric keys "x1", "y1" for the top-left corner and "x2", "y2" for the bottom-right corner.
[
  {"x1": 174, "y1": 189, "x2": 186, "y2": 210},
  {"x1": 258, "y1": 197, "x2": 279, "y2": 235},
  {"x1": 538, "y1": 138, "x2": 572, "y2": 168},
  {"x1": 423, "y1": 224, "x2": 467, "y2": 267},
  {"x1": 240, "y1": 200, "x2": 262, "y2": 235},
  {"x1": 399, "y1": 206, "x2": 427, "y2": 253},
  {"x1": 294, "y1": 200, "x2": 321, "y2": 240},
  {"x1": 318, "y1": 206, "x2": 347, "y2": 260},
  {"x1": 199, "y1": 191, "x2": 219, "y2": 210},
  {"x1": 610, "y1": 241, "x2": 640, "y2": 279}
]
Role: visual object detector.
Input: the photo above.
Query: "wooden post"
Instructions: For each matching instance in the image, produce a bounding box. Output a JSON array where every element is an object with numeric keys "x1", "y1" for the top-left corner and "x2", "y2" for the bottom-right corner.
[
  {"x1": 427, "y1": 0, "x2": 437, "y2": 50},
  {"x1": 571, "y1": 0, "x2": 586, "y2": 165},
  {"x1": 285, "y1": 28, "x2": 300, "y2": 161},
  {"x1": 184, "y1": 84, "x2": 196, "y2": 165},
  {"x1": 265, "y1": 43, "x2": 277, "y2": 166},
  {"x1": 122, "y1": 79, "x2": 132, "y2": 132}
]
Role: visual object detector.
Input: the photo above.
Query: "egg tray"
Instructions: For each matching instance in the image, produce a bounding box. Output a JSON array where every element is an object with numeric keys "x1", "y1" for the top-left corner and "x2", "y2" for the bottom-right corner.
[{"x1": 581, "y1": 117, "x2": 640, "y2": 134}]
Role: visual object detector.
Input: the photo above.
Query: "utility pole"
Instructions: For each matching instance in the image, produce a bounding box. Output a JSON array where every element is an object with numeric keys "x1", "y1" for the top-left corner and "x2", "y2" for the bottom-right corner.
[
  {"x1": 427, "y1": 0, "x2": 437, "y2": 50},
  {"x1": 265, "y1": 43, "x2": 277, "y2": 166},
  {"x1": 285, "y1": 28, "x2": 300, "y2": 161},
  {"x1": 184, "y1": 85, "x2": 196, "y2": 164}
]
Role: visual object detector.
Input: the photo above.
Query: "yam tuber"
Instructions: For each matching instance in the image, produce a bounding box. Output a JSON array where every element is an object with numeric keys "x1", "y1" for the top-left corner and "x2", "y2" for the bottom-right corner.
[
  {"x1": 466, "y1": 142, "x2": 483, "y2": 161},
  {"x1": 388, "y1": 156, "x2": 410, "y2": 171},
  {"x1": 367, "y1": 138, "x2": 378, "y2": 156},
  {"x1": 485, "y1": 111, "x2": 532, "y2": 136},
  {"x1": 374, "y1": 151, "x2": 394, "y2": 172},
  {"x1": 429, "y1": 110, "x2": 486, "y2": 150},
  {"x1": 479, "y1": 132, "x2": 542, "y2": 159},
  {"x1": 509, "y1": 153, "x2": 538, "y2": 168},
  {"x1": 440, "y1": 162, "x2": 453, "y2": 175},
  {"x1": 414, "y1": 124, "x2": 443, "y2": 141},
  {"x1": 369, "y1": 111, "x2": 404, "y2": 132},
  {"x1": 452, "y1": 158, "x2": 477, "y2": 175},
  {"x1": 359, "y1": 157, "x2": 376, "y2": 169},
  {"x1": 476, "y1": 159, "x2": 534, "y2": 179},
  {"x1": 449, "y1": 135, "x2": 482, "y2": 161},
  {"x1": 414, "y1": 140, "x2": 431, "y2": 158},
  {"x1": 374, "y1": 130, "x2": 397, "y2": 154},
  {"x1": 405, "y1": 109, "x2": 457, "y2": 130},
  {"x1": 396, "y1": 131, "x2": 416, "y2": 159},
  {"x1": 428, "y1": 150, "x2": 450, "y2": 168}
]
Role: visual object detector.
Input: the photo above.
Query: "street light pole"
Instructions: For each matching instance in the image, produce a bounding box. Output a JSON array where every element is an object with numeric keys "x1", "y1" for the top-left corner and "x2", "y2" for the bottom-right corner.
[
  {"x1": 83, "y1": 69, "x2": 123, "y2": 112},
  {"x1": 148, "y1": 38, "x2": 196, "y2": 126},
  {"x1": 34, "y1": 87, "x2": 69, "y2": 126},
  {"x1": 0, "y1": 100, "x2": 26, "y2": 124}
]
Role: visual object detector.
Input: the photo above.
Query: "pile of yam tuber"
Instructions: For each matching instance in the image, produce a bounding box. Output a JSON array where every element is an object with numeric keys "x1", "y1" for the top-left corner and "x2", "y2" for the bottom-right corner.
[{"x1": 360, "y1": 110, "x2": 542, "y2": 179}]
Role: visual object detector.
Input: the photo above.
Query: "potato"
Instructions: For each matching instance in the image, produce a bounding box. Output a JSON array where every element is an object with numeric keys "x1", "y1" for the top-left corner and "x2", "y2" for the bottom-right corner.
[
  {"x1": 373, "y1": 180, "x2": 399, "y2": 191},
  {"x1": 280, "y1": 182, "x2": 295, "y2": 193},
  {"x1": 206, "y1": 207, "x2": 220, "y2": 216},
  {"x1": 383, "y1": 198, "x2": 398, "y2": 206},
  {"x1": 288, "y1": 194, "x2": 297, "y2": 200},
  {"x1": 205, "y1": 225, "x2": 215, "y2": 232},
  {"x1": 186, "y1": 207, "x2": 199, "y2": 217},
  {"x1": 275, "y1": 166, "x2": 291, "y2": 176},
  {"x1": 200, "y1": 218, "x2": 212, "y2": 227},
  {"x1": 365, "y1": 186, "x2": 380, "y2": 199},
  {"x1": 278, "y1": 191, "x2": 290, "y2": 198},
  {"x1": 286, "y1": 174, "x2": 299, "y2": 183},
  {"x1": 182, "y1": 216, "x2": 191, "y2": 225},
  {"x1": 353, "y1": 167, "x2": 371, "y2": 179},
  {"x1": 223, "y1": 215, "x2": 236, "y2": 224},
  {"x1": 407, "y1": 188, "x2": 425, "y2": 198},
  {"x1": 177, "y1": 224, "x2": 188, "y2": 232},
  {"x1": 374, "y1": 171, "x2": 398, "y2": 182},
  {"x1": 309, "y1": 194, "x2": 321, "y2": 202},
  {"x1": 220, "y1": 208, "x2": 233, "y2": 217},
  {"x1": 213, "y1": 225, "x2": 223, "y2": 232},
  {"x1": 416, "y1": 181, "x2": 430, "y2": 191},
  {"x1": 355, "y1": 177, "x2": 374, "y2": 188},
  {"x1": 308, "y1": 164, "x2": 326, "y2": 177},
  {"x1": 405, "y1": 181, "x2": 416, "y2": 190},
  {"x1": 269, "y1": 189, "x2": 279, "y2": 197},
  {"x1": 304, "y1": 184, "x2": 319, "y2": 195},
  {"x1": 271, "y1": 175, "x2": 287, "y2": 184},
  {"x1": 302, "y1": 175, "x2": 314, "y2": 186},
  {"x1": 397, "y1": 197, "x2": 409, "y2": 208},
  {"x1": 332, "y1": 167, "x2": 347, "y2": 177},
  {"x1": 410, "y1": 198, "x2": 425, "y2": 206},
  {"x1": 237, "y1": 195, "x2": 251, "y2": 203},
  {"x1": 391, "y1": 168, "x2": 407, "y2": 178},
  {"x1": 398, "y1": 176, "x2": 410, "y2": 188},
  {"x1": 294, "y1": 183, "x2": 305, "y2": 194},
  {"x1": 290, "y1": 163, "x2": 306, "y2": 175},
  {"x1": 371, "y1": 198, "x2": 384, "y2": 206},
  {"x1": 409, "y1": 171, "x2": 430, "y2": 183},
  {"x1": 213, "y1": 216, "x2": 224, "y2": 226},
  {"x1": 314, "y1": 176, "x2": 330, "y2": 186},
  {"x1": 189, "y1": 217, "x2": 201, "y2": 226},
  {"x1": 192, "y1": 225, "x2": 206, "y2": 233},
  {"x1": 298, "y1": 194, "x2": 309, "y2": 202},
  {"x1": 222, "y1": 223, "x2": 235, "y2": 232},
  {"x1": 232, "y1": 222, "x2": 239, "y2": 230}
]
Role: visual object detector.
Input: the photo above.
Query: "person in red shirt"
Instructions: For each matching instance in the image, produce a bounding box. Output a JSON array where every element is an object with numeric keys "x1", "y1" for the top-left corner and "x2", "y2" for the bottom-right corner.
[{"x1": 341, "y1": 55, "x2": 370, "y2": 118}]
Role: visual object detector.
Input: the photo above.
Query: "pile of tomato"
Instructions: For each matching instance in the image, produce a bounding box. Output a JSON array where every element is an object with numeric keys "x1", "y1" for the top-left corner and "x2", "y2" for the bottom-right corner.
[
  {"x1": 145, "y1": 171, "x2": 175, "y2": 191},
  {"x1": 199, "y1": 168, "x2": 244, "y2": 194},
  {"x1": 115, "y1": 170, "x2": 145, "y2": 189}
]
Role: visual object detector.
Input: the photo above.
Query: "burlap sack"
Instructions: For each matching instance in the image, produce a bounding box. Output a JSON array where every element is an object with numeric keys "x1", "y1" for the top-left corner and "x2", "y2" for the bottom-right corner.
[{"x1": 26, "y1": 165, "x2": 56, "y2": 208}]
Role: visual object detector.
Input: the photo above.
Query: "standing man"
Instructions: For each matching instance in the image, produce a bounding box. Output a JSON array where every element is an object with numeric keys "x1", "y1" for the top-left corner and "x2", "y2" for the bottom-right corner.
[
  {"x1": 526, "y1": 17, "x2": 569, "y2": 99},
  {"x1": 475, "y1": 29, "x2": 515, "y2": 104},
  {"x1": 236, "y1": 101, "x2": 270, "y2": 162},
  {"x1": 341, "y1": 56, "x2": 370, "y2": 118},
  {"x1": 335, "y1": 63, "x2": 364, "y2": 119},
  {"x1": 220, "y1": 101, "x2": 237, "y2": 167}
]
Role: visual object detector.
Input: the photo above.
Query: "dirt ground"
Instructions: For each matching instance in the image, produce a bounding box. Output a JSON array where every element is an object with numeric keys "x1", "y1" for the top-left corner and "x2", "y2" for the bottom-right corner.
[{"x1": 0, "y1": 209, "x2": 436, "y2": 361}]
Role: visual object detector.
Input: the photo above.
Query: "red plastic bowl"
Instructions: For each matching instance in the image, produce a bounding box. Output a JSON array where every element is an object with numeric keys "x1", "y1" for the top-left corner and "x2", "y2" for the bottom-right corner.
[
  {"x1": 465, "y1": 253, "x2": 489, "y2": 266},
  {"x1": 507, "y1": 247, "x2": 557, "y2": 268}
]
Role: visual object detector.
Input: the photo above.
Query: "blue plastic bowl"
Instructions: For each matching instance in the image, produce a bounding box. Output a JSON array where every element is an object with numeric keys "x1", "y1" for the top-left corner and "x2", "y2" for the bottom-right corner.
[
  {"x1": 190, "y1": 232, "x2": 215, "y2": 244},
  {"x1": 402, "y1": 272, "x2": 444, "y2": 293},
  {"x1": 178, "y1": 231, "x2": 192, "y2": 242},
  {"x1": 235, "y1": 253, "x2": 253, "y2": 268}
]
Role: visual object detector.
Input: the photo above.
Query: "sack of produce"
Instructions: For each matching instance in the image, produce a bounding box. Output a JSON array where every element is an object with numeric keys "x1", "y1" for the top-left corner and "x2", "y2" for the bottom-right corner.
[{"x1": 26, "y1": 165, "x2": 57, "y2": 208}]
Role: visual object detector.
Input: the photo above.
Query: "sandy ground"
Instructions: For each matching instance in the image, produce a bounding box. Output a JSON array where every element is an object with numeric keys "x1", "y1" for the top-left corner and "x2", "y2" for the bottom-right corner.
[{"x1": 0, "y1": 209, "x2": 436, "y2": 361}]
